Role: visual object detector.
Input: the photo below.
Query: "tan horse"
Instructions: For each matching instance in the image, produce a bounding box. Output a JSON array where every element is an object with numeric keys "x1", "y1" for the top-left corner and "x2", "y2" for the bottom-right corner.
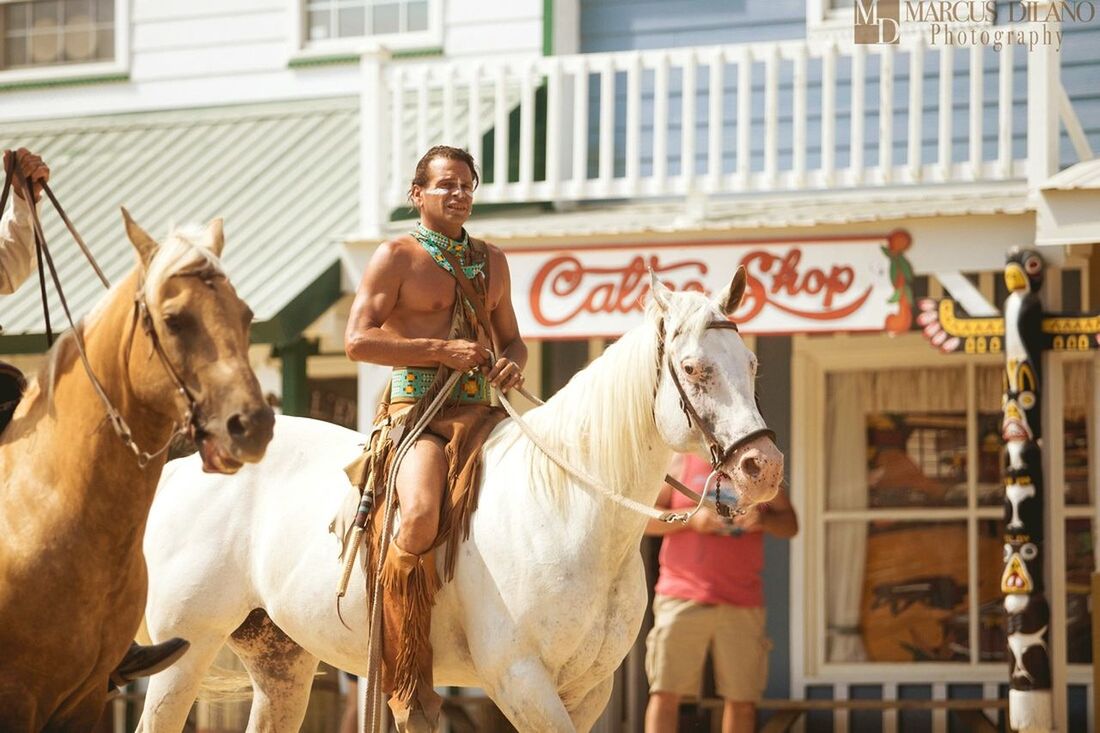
[{"x1": 0, "y1": 210, "x2": 275, "y2": 731}]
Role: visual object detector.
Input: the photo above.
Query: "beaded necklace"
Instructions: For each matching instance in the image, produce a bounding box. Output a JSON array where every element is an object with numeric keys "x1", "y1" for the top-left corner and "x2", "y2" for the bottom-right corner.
[{"x1": 412, "y1": 222, "x2": 484, "y2": 279}]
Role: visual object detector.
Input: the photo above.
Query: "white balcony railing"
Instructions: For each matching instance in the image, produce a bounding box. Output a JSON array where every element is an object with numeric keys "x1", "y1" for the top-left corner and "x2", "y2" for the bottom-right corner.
[{"x1": 358, "y1": 23, "x2": 1065, "y2": 236}]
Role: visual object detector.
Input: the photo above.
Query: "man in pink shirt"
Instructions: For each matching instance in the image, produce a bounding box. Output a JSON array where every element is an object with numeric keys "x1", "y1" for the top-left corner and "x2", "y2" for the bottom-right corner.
[{"x1": 644, "y1": 451, "x2": 798, "y2": 733}]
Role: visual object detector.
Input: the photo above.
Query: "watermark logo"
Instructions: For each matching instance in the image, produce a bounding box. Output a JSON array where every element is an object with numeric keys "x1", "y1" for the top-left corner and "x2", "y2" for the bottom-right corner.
[
  {"x1": 855, "y1": 0, "x2": 901, "y2": 44},
  {"x1": 854, "y1": 0, "x2": 1097, "y2": 50}
]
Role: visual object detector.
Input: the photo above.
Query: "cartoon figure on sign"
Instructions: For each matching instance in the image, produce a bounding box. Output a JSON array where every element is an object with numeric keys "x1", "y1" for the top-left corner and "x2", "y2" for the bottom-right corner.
[{"x1": 882, "y1": 229, "x2": 914, "y2": 334}]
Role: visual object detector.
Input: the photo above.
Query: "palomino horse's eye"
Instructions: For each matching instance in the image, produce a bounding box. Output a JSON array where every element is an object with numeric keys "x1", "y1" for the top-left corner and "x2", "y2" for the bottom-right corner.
[{"x1": 163, "y1": 314, "x2": 185, "y2": 335}]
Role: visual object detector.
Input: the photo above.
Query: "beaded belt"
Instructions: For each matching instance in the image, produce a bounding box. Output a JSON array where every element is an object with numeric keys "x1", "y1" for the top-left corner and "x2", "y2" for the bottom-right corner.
[{"x1": 390, "y1": 366, "x2": 491, "y2": 405}]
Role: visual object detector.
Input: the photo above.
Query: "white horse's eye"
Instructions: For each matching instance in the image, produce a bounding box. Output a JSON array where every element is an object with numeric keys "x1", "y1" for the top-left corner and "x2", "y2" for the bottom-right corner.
[{"x1": 683, "y1": 363, "x2": 695, "y2": 376}]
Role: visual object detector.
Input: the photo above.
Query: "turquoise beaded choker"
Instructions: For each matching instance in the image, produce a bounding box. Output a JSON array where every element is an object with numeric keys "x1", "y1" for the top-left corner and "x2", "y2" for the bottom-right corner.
[{"x1": 413, "y1": 222, "x2": 484, "y2": 279}]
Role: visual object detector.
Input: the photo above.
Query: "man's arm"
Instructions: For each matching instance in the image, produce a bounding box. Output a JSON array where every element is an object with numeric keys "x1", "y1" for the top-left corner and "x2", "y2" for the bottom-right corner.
[
  {"x1": 0, "y1": 195, "x2": 35, "y2": 295},
  {"x1": 344, "y1": 240, "x2": 490, "y2": 371},
  {"x1": 484, "y1": 244, "x2": 527, "y2": 391},
  {"x1": 0, "y1": 148, "x2": 49, "y2": 296}
]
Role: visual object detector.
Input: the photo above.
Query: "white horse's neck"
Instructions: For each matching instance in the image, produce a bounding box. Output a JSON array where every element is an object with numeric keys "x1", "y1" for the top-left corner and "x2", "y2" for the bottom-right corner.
[{"x1": 514, "y1": 320, "x2": 672, "y2": 558}]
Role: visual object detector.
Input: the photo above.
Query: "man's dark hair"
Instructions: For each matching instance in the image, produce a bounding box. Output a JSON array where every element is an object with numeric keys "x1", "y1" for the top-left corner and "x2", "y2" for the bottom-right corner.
[{"x1": 407, "y1": 145, "x2": 480, "y2": 203}]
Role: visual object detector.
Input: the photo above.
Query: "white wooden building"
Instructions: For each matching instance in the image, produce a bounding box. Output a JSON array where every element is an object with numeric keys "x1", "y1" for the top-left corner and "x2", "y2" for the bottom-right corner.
[{"x1": 1, "y1": 1, "x2": 1099, "y2": 731}]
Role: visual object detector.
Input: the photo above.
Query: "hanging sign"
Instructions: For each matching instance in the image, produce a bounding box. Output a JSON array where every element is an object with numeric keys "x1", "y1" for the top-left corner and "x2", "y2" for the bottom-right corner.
[{"x1": 508, "y1": 233, "x2": 914, "y2": 339}]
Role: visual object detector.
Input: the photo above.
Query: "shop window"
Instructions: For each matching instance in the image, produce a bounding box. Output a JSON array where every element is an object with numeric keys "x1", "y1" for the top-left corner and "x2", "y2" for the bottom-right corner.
[
  {"x1": 298, "y1": 0, "x2": 440, "y2": 52},
  {"x1": 819, "y1": 358, "x2": 1096, "y2": 669},
  {"x1": 1, "y1": 0, "x2": 117, "y2": 71}
]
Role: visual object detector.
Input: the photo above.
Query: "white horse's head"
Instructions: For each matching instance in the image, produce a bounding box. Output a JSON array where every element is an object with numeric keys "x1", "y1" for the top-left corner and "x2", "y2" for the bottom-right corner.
[{"x1": 649, "y1": 267, "x2": 784, "y2": 508}]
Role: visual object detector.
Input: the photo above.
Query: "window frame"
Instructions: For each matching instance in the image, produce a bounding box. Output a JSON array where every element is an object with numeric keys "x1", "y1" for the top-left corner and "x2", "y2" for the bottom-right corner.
[
  {"x1": 791, "y1": 328, "x2": 1097, "y2": 692},
  {"x1": 0, "y1": 0, "x2": 129, "y2": 85},
  {"x1": 289, "y1": 0, "x2": 443, "y2": 61}
]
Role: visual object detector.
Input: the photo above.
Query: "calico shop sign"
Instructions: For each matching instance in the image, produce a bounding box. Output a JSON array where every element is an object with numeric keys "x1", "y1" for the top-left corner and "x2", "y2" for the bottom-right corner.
[{"x1": 510, "y1": 233, "x2": 915, "y2": 339}]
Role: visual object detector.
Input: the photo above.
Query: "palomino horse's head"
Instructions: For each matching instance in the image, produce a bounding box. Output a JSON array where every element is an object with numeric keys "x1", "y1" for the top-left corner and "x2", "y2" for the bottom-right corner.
[
  {"x1": 121, "y1": 209, "x2": 274, "y2": 473},
  {"x1": 649, "y1": 267, "x2": 784, "y2": 508}
]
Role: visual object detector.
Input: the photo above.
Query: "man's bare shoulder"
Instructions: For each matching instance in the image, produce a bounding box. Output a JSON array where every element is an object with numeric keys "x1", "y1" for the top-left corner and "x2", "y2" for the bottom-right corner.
[
  {"x1": 370, "y1": 235, "x2": 421, "y2": 269},
  {"x1": 481, "y1": 240, "x2": 511, "y2": 269}
]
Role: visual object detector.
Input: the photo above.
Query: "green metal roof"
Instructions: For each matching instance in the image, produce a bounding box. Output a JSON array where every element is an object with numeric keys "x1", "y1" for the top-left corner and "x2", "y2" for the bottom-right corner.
[{"x1": 0, "y1": 97, "x2": 358, "y2": 350}]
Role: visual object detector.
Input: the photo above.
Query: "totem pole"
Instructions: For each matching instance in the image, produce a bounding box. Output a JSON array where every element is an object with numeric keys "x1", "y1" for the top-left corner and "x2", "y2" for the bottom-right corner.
[{"x1": 918, "y1": 247, "x2": 1100, "y2": 733}]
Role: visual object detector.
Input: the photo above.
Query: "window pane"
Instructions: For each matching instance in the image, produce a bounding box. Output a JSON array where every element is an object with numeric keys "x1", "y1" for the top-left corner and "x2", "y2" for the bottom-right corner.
[
  {"x1": 977, "y1": 519, "x2": 1008, "y2": 662},
  {"x1": 63, "y1": 0, "x2": 92, "y2": 25},
  {"x1": 372, "y1": 2, "x2": 399, "y2": 34},
  {"x1": 866, "y1": 412, "x2": 968, "y2": 508},
  {"x1": 826, "y1": 368, "x2": 966, "y2": 511},
  {"x1": 7, "y1": 3, "x2": 30, "y2": 30},
  {"x1": 94, "y1": 26, "x2": 111, "y2": 60},
  {"x1": 63, "y1": 27, "x2": 96, "y2": 61},
  {"x1": 1066, "y1": 518, "x2": 1093, "y2": 664},
  {"x1": 3, "y1": 35, "x2": 28, "y2": 68},
  {"x1": 96, "y1": 0, "x2": 113, "y2": 23},
  {"x1": 977, "y1": 411, "x2": 1005, "y2": 506},
  {"x1": 1065, "y1": 361, "x2": 1091, "y2": 505},
  {"x1": 406, "y1": 0, "x2": 428, "y2": 31},
  {"x1": 827, "y1": 520, "x2": 970, "y2": 662},
  {"x1": 33, "y1": 1, "x2": 61, "y2": 25},
  {"x1": 307, "y1": 8, "x2": 332, "y2": 40},
  {"x1": 29, "y1": 31, "x2": 61, "y2": 65},
  {"x1": 336, "y1": 5, "x2": 365, "y2": 37}
]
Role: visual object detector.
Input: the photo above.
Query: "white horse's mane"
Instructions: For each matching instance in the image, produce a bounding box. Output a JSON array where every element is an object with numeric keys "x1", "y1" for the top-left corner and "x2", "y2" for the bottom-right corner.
[{"x1": 490, "y1": 290, "x2": 718, "y2": 509}]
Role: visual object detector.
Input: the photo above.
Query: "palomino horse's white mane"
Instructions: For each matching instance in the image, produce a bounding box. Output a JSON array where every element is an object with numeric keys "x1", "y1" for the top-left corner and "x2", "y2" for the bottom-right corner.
[
  {"x1": 38, "y1": 224, "x2": 225, "y2": 401},
  {"x1": 488, "y1": 290, "x2": 720, "y2": 507},
  {"x1": 141, "y1": 224, "x2": 225, "y2": 304}
]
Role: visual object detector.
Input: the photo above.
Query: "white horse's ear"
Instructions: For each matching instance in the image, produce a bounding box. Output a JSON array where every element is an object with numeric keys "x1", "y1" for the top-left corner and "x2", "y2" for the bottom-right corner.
[
  {"x1": 715, "y1": 266, "x2": 747, "y2": 316},
  {"x1": 203, "y1": 217, "x2": 225, "y2": 257},
  {"x1": 121, "y1": 207, "x2": 158, "y2": 269},
  {"x1": 648, "y1": 269, "x2": 671, "y2": 311}
]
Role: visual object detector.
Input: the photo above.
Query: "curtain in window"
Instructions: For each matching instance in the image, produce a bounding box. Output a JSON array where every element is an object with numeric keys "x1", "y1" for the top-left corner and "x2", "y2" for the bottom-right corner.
[{"x1": 825, "y1": 372, "x2": 869, "y2": 662}]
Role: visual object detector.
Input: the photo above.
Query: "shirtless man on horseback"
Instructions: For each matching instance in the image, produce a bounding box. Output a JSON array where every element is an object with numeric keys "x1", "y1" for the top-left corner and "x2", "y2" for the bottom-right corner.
[
  {"x1": 0, "y1": 147, "x2": 189, "y2": 691},
  {"x1": 345, "y1": 145, "x2": 528, "y2": 731}
]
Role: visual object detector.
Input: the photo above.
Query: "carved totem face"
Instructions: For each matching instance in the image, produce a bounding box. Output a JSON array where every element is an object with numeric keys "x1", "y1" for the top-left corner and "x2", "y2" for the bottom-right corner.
[{"x1": 1002, "y1": 358, "x2": 1039, "y2": 443}]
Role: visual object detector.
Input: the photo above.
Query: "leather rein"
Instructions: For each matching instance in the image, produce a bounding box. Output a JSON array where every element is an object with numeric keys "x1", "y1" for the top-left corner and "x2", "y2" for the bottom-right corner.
[
  {"x1": 1, "y1": 154, "x2": 207, "y2": 467},
  {"x1": 438, "y1": 246, "x2": 773, "y2": 521}
]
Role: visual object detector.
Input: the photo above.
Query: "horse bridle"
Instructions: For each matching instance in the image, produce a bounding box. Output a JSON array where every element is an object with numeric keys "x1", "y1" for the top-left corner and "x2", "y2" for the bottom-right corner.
[
  {"x1": 1, "y1": 155, "x2": 208, "y2": 467},
  {"x1": 123, "y1": 271, "x2": 223, "y2": 465},
  {"x1": 656, "y1": 315, "x2": 776, "y2": 517}
]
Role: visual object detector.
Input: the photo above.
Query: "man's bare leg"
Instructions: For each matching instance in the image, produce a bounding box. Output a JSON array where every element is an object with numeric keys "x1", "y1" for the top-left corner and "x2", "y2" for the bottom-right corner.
[
  {"x1": 645, "y1": 691, "x2": 681, "y2": 732},
  {"x1": 382, "y1": 435, "x2": 447, "y2": 732},
  {"x1": 721, "y1": 700, "x2": 755, "y2": 733}
]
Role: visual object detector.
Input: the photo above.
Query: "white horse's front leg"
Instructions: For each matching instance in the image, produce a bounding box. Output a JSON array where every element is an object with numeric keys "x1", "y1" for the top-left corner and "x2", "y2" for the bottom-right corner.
[
  {"x1": 567, "y1": 676, "x2": 614, "y2": 733},
  {"x1": 486, "y1": 655, "x2": 575, "y2": 732}
]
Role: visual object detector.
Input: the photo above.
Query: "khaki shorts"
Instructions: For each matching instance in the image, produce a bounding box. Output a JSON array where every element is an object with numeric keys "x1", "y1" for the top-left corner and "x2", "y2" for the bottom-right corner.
[{"x1": 645, "y1": 594, "x2": 772, "y2": 702}]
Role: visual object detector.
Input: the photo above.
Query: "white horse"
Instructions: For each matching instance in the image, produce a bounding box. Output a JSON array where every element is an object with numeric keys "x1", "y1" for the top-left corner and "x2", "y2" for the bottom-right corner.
[{"x1": 137, "y1": 270, "x2": 783, "y2": 732}]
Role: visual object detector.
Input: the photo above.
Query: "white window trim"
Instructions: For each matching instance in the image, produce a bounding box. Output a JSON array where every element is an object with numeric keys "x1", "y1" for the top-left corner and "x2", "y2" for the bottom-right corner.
[
  {"x1": 288, "y1": 0, "x2": 443, "y2": 63},
  {"x1": 0, "y1": 0, "x2": 130, "y2": 85}
]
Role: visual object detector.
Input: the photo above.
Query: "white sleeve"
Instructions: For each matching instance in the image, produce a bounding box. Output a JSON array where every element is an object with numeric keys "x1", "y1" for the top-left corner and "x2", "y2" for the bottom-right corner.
[{"x1": 0, "y1": 194, "x2": 36, "y2": 295}]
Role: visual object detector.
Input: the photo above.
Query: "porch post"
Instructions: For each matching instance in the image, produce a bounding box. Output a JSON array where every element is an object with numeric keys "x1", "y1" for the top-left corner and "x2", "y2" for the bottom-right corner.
[
  {"x1": 1025, "y1": 3, "x2": 1061, "y2": 196},
  {"x1": 360, "y1": 43, "x2": 392, "y2": 240}
]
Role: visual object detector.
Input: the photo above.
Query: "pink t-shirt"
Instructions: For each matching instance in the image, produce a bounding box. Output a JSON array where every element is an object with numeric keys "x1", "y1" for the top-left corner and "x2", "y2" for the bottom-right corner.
[{"x1": 654, "y1": 453, "x2": 764, "y2": 607}]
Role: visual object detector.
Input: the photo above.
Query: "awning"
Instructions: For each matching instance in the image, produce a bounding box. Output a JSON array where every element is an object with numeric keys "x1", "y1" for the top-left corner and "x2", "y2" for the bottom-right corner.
[
  {"x1": 0, "y1": 97, "x2": 359, "y2": 352},
  {"x1": 1036, "y1": 158, "x2": 1100, "y2": 247},
  {"x1": 376, "y1": 180, "x2": 1031, "y2": 242}
]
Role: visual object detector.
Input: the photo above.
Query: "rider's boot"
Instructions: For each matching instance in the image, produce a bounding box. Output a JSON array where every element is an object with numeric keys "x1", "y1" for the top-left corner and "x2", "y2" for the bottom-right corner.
[
  {"x1": 382, "y1": 542, "x2": 442, "y2": 733},
  {"x1": 108, "y1": 638, "x2": 190, "y2": 691}
]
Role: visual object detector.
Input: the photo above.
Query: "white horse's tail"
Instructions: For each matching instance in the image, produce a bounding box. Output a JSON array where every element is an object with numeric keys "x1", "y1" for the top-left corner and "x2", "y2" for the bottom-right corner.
[
  {"x1": 196, "y1": 660, "x2": 253, "y2": 704},
  {"x1": 135, "y1": 617, "x2": 254, "y2": 703}
]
